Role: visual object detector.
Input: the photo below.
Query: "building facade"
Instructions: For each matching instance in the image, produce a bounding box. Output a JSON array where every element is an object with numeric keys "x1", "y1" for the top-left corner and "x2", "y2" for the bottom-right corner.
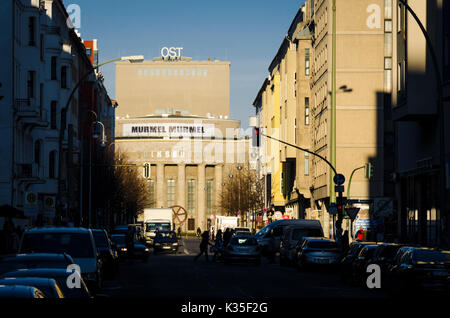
[
  {"x1": 115, "y1": 54, "x2": 253, "y2": 232},
  {"x1": 253, "y1": 0, "x2": 395, "y2": 238},
  {"x1": 0, "y1": 0, "x2": 114, "y2": 226}
]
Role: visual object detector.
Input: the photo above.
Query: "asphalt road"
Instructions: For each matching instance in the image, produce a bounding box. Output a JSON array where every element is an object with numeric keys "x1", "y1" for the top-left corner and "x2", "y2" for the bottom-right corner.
[{"x1": 101, "y1": 237, "x2": 389, "y2": 299}]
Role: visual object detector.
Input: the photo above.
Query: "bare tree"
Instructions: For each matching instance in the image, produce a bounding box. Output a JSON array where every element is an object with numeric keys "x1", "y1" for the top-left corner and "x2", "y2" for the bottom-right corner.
[{"x1": 218, "y1": 166, "x2": 265, "y2": 224}]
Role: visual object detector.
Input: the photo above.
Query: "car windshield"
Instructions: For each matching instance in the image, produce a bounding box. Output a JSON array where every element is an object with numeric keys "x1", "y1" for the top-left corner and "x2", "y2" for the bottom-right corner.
[
  {"x1": 146, "y1": 223, "x2": 171, "y2": 232},
  {"x1": 21, "y1": 233, "x2": 94, "y2": 258},
  {"x1": 414, "y1": 250, "x2": 450, "y2": 262},
  {"x1": 111, "y1": 235, "x2": 126, "y2": 245},
  {"x1": 307, "y1": 241, "x2": 338, "y2": 249},
  {"x1": 255, "y1": 226, "x2": 270, "y2": 237},
  {"x1": 92, "y1": 231, "x2": 109, "y2": 248},
  {"x1": 292, "y1": 229, "x2": 323, "y2": 241},
  {"x1": 230, "y1": 237, "x2": 258, "y2": 246}
]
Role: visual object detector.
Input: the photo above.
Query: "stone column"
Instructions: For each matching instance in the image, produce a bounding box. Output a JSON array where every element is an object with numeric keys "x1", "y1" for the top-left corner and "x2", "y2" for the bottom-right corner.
[
  {"x1": 197, "y1": 164, "x2": 206, "y2": 231},
  {"x1": 214, "y1": 164, "x2": 223, "y2": 216},
  {"x1": 177, "y1": 164, "x2": 186, "y2": 208},
  {"x1": 156, "y1": 163, "x2": 164, "y2": 208}
]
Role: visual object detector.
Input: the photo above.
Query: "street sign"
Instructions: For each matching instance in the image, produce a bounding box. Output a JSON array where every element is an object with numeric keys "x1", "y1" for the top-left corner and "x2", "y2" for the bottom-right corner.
[
  {"x1": 333, "y1": 173, "x2": 345, "y2": 185},
  {"x1": 345, "y1": 207, "x2": 360, "y2": 221},
  {"x1": 335, "y1": 185, "x2": 344, "y2": 193},
  {"x1": 328, "y1": 203, "x2": 338, "y2": 215}
]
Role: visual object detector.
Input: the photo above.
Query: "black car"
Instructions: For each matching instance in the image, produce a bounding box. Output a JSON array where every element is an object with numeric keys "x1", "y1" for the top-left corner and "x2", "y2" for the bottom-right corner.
[
  {"x1": 0, "y1": 268, "x2": 92, "y2": 298},
  {"x1": 387, "y1": 247, "x2": 450, "y2": 293},
  {"x1": 368, "y1": 243, "x2": 404, "y2": 285},
  {"x1": 295, "y1": 237, "x2": 341, "y2": 270},
  {"x1": 91, "y1": 229, "x2": 119, "y2": 279},
  {"x1": 153, "y1": 231, "x2": 179, "y2": 254},
  {"x1": 0, "y1": 253, "x2": 74, "y2": 275},
  {"x1": 110, "y1": 234, "x2": 150, "y2": 261},
  {"x1": 351, "y1": 244, "x2": 380, "y2": 285},
  {"x1": 340, "y1": 241, "x2": 378, "y2": 282}
]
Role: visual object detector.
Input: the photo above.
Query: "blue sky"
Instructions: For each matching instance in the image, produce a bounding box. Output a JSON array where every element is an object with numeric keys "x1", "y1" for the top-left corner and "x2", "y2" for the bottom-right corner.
[{"x1": 63, "y1": 0, "x2": 305, "y2": 127}]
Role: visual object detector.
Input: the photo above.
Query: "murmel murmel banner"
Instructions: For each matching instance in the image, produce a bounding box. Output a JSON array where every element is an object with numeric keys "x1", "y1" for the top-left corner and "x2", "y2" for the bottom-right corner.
[{"x1": 123, "y1": 123, "x2": 215, "y2": 138}]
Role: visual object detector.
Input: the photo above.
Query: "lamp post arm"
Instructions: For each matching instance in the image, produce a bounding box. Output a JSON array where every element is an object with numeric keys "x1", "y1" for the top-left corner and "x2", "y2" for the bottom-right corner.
[
  {"x1": 347, "y1": 166, "x2": 365, "y2": 200},
  {"x1": 261, "y1": 133, "x2": 338, "y2": 176}
]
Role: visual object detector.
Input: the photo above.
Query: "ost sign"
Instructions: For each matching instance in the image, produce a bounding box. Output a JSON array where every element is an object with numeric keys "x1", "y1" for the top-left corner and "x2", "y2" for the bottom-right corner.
[{"x1": 161, "y1": 47, "x2": 183, "y2": 58}]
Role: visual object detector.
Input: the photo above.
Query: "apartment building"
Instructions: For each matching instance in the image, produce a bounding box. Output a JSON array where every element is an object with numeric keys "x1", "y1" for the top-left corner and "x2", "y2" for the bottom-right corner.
[
  {"x1": 0, "y1": 0, "x2": 114, "y2": 226},
  {"x1": 254, "y1": 0, "x2": 395, "y2": 238}
]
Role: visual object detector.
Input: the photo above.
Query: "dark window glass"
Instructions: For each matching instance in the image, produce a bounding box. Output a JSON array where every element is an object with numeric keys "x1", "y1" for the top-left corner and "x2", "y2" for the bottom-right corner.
[
  {"x1": 307, "y1": 241, "x2": 338, "y2": 249},
  {"x1": 34, "y1": 140, "x2": 41, "y2": 164},
  {"x1": 61, "y1": 66, "x2": 67, "y2": 88},
  {"x1": 28, "y1": 17, "x2": 35, "y2": 46},
  {"x1": 92, "y1": 231, "x2": 108, "y2": 248},
  {"x1": 40, "y1": 34, "x2": 44, "y2": 61},
  {"x1": 51, "y1": 57, "x2": 57, "y2": 80},
  {"x1": 49, "y1": 151, "x2": 56, "y2": 178},
  {"x1": 51, "y1": 101, "x2": 57, "y2": 129},
  {"x1": 27, "y1": 71, "x2": 35, "y2": 99}
]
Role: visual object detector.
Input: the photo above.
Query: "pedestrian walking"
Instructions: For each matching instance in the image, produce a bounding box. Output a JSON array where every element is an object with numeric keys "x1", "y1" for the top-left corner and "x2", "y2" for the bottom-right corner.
[
  {"x1": 223, "y1": 228, "x2": 231, "y2": 247},
  {"x1": 356, "y1": 227, "x2": 364, "y2": 242},
  {"x1": 196, "y1": 227, "x2": 201, "y2": 237},
  {"x1": 341, "y1": 230, "x2": 349, "y2": 255},
  {"x1": 375, "y1": 222, "x2": 385, "y2": 242},
  {"x1": 194, "y1": 231, "x2": 212, "y2": 262},
  {"x1": 212, "y1": 229, "x2": 223, "y2": 262},
  {"x1": 177, "y1": 227, "x2": 182, "y2": 239}
]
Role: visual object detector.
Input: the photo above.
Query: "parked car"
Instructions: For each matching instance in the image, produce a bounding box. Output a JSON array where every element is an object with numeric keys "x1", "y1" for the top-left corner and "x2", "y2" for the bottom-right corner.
[
  {"x1": 153, "y1": 231, "x2": 179, "y2": 254},
  {"x1": 340, "y1": 241, "x2": 379, "y2": 282},
  {"x1": 91, "y1": 229, "x2": 119, "y2": 279},
  {"x1": 280, "y1": 225, "x2": 325, "y2": 266},
  {"x1": 351, "y1": 244, "x2": 380, "y2": 285},
  {"x1": 0, "y1": 253, "x2": 74, "y2": 275},
  {"x1": 113, "y1": 224, "x2": 143, "y2": 242},
  {"x1": 368, "y1": 243, "x2": 405, "y2": 285},
  {"x1": 0, "y1": 268, "x2": 92, "y2": 298},
  {"x1": 0, "y1": 277, "x2": 65, "y2": 298},
  {"x1": 110, "y1": 234, "x2": 150, "y2": 260},
  {"x1": 387, "y1": 247, "x2": 450, "y2": 293},
  {"x1": 234, "y1": 227, "x2": 251, "y2": 235},
  {"x1": 0, "y1": 285, "x2": 46, "y2": 298},
  {"x1": 223, "y1": 235, "x2": 261, "y2": 265},
  {"x1": 255, "y1": 220, "x2": 323, "y2": 261},
  {"x1": 19, "y1": 227, "x2": 103, "y2": 292},
  {"x1": 295, "y1": 237, "x2": 341, "y2": 271}
]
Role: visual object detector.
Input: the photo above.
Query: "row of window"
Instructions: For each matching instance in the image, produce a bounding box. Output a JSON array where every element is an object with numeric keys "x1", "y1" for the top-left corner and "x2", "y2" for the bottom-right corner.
[
  {"x1": 137, "y1": 68, "x2": 208, "y2": 77},
  {"x1": 147, "y1": 178, "x2": 214, "y2": 214},
  {"x1": 34, "y1": 141, "x2": 57, "y2": 179}
]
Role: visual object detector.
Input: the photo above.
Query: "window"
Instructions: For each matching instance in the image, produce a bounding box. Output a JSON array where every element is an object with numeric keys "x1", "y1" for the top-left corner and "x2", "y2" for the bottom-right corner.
[
  {"x1": 305, "y1": 49, "x2": 310, "y2": 76},
  {"x1": 51, "y1": 101, "x2": 57, "y2": 129},
  {"x1": 40, "y1": 34, "x2": 44, "y2": 61},
  {"x1": 39, "y1": 83, "x2": 43, "y2": 110},
  {"x1": 148, "y1": 179, "x2": 155, "y2": 208},
  {"x1": 206, "y1": 179, "x2": 213, "y2": 215},
  {"x1": 187, "y1": 179, "x2": 196, "y2": 215},
  {"x1": 27, "y1": 71, "x2": 35, "y2": 99},
  {"x1": 28, "y1": 17, "x2": 35, "y2": 46},
  {"x1": 294, "y1": 118, "x2": 297, "y2": 144},
  {"x1": 34, "y1": 140, "x2": 41, "y2": 165},
  {"x1": 305, "y1": 97, "x2": 310, "y2": 125},
  {"x1": 166, "y1": 179, "x2": 176, "y2": 207},
  {"x1": 51, "y1": 56, "x2": 57, "y2": 80},
  {"x1": 61, "y1": 66, "x2": 67, "y2": 88},
  {"x1": 294, "y1": 72, "x2": 297, "y2": 97},
  {"x1": 49, "y1": 151, "x2": 56, "y2": 178},
  {"x1": 304, "y1": 153, "x2": 309, "y2": 176},
  {"x1": 86, "y1": 48, "x2": 92, "y2": 56}
]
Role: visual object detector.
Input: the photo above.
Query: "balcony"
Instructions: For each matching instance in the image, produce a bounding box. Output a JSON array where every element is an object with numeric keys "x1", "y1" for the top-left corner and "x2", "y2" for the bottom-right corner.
[{"x1": 14, "y1": 99, "x2": 49, "y2": 128}]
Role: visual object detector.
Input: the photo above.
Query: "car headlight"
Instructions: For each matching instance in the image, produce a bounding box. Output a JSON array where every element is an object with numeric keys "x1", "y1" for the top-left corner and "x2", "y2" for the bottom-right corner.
[
  {"x1": 145, "y1": 248, "x2": 149, "y2": 251},
  {"x1": 154, "y1": 243, "x2": 160, "y2": 246},
  {"x1": 172, "y1": 243, "x2": 178, "y2": 246},
  {"x1": 120, "y1": 248, "x2": 127, "y2": 251}
]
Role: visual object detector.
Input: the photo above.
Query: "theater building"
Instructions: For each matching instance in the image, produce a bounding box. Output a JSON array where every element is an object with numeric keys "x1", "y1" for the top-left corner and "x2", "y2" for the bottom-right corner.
[{"x1": 115, "y1": 52, "x2": 254, "y2": 232}]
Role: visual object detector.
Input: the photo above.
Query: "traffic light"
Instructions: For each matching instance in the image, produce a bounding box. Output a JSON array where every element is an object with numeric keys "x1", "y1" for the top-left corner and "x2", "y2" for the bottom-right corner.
[
  {"x1": 143, "y1": 162, "x2": 150, "y2": 178},
  {"x1": 252, "y1": 127, "x2": 261, "y2": 147},
  {"x1": 365, "y1": 162, "x2": 374, "y2": 179}
]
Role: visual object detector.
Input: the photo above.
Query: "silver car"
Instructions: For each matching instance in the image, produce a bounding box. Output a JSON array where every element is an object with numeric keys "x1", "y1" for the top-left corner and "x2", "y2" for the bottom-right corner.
[
  {"x1": 296, "y1": 237, "x2": 341, "y2": 270},
  {"x1": 224, "y1": 235, "x2": 261, "y2": 265}
]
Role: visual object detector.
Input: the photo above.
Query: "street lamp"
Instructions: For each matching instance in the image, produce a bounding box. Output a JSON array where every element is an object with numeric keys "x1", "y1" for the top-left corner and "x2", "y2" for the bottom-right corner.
[{"x1": 57, "y1": 55, "x2": 144, "y2": 221}]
